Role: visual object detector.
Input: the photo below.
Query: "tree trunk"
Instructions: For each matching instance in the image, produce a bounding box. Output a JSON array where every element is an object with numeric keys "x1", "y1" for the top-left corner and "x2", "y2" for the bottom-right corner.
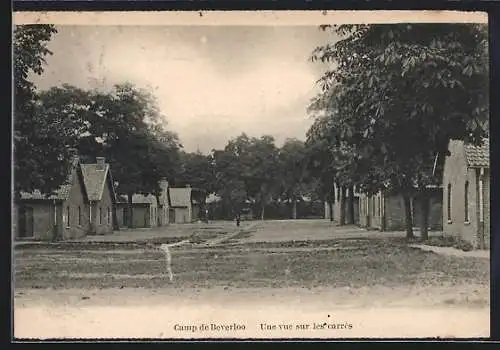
[
  {"x1": 329, "y1": 186, "x2": 335, "y2": 222},
  {"x1": 127, "y1": 192, "x2": 134, "y2": 229},
  {"x1": 339, "y1": 186, "x2": 347, "y2": 226},
  {"x1": 402, "y1": 193, "x2": 414, "y2": 239},
  {"x1": 155, "y1": 194, "x2": 161, "y2": 226},
  {"x1": 261, "y1": 204, "x2": 265, "y2": 221},
  {"x1": 291, "y1": 197, "x2": 297, "y2": 220},
  {"x1": 328, "y1": 200, "x2": 334, "y2": 222},
  {"x1": 419, "y1": 190, "x2": 430, "y2": 241},
  {"x1": 347, "y1": 186, "x2": 355, "y2": 225}
]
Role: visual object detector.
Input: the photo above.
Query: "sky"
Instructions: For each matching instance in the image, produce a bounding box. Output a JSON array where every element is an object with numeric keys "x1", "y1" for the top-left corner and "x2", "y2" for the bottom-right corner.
[{"x1": 32, "y1": 25, "x2": 336, "y2": 153}]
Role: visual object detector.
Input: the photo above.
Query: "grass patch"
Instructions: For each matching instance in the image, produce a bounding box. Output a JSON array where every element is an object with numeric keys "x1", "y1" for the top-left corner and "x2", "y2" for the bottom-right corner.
[
  {"x1": 14, "y1": 237, "x2": 489, "y2": 290},
  {"x1": 423, "y1": 235, "x2": 475, "y2": 252},
  {"x1": 14, "y1": 238, "x2": 187, "y2": 251},
  {"x1": 222, "y1": 230, "x2": 254, "y2": 244}
]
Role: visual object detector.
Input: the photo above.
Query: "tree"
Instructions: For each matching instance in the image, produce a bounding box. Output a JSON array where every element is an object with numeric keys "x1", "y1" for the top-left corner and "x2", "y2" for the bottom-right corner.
[
  {"x1": 40, "y1": 82, "x2": 180, "y2": 228},
  {"x1": 211, "y1": 133, "x2": 281, "y2": 221},
  {"x1": 311, "y1": 23, "x2": 488, "y2": 239},
  {"x1": 212, "y1": 148, "x2": 247, "y2": 220},
  {"x1": 304, "y1": 116, "x2": 337, "y2": 222},
  {"x1": 93, "y1": 84, "x2": 179, "y2": 228},
  {"x1": 13, "y1": 25, "x2": 70, "y2": 197},
  {"x1": 176, "y1": 150, "x2": 216, "y2": 193},
  {"x1": 244, "y1": 135, "x2": 280, "y2": 220},
  {"x1": 277, "y1": 138, "x2": 310, "y2": 219}
]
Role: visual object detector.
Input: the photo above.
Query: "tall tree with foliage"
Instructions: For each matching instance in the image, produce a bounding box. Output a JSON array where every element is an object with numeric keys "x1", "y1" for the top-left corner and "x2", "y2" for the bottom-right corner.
[
  {"x1": 212, "y1": 148, "x2": 248, "y2": 220},
  {"x1": 13, "y1": 25, "x2": 73, "y2": 197},
  {"x1": 37, "y1": 82, "x2": 181, "y2": 228},
  {"x1": 244, "y1": 135, "x2": 280, "y2": 220},
  {"x1": 93, "y1": 83, "x2": 180, "y2": 228},
  {"x1": 176, "y1": 150, "x2": 216, "y2": 193},
  {"x1": 311, "y1": 23, "x2": 488, "y2": 239},
  {"x1": 277, "y1": 138, "x2": 310, "y2": 219}
]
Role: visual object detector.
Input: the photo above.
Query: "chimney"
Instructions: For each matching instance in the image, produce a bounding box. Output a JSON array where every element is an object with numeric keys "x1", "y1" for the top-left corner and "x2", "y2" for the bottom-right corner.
[
  {"x1": 68, "y1": 148, "x2": 79, "y2": 165},
  {"x1": 96, "y1": 157, "x2": 106, "y2": 171},
  {"x1": 159, "y1": 178, "x2": 169, "y2": 189}
]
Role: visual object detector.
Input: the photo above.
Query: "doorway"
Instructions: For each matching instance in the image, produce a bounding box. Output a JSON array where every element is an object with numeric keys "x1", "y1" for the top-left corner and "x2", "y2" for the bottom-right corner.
[{"x1": 19, "y1": 206, "x2": 34, "y2": 238}]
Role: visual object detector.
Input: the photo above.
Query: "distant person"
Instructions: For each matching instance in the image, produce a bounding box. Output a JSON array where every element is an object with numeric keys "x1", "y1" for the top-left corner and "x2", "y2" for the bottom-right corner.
[{"x1": 236, "y1": 214, "x2": 241, "y2": 227}]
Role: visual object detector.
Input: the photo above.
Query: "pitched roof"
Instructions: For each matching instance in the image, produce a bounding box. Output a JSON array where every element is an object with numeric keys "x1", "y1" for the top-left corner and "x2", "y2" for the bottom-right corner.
[
  {"x1": 116, "y1": 194, "x2": 156, "y2": 205},
  {"x1": 20, "y1": 156, "x2": 82, "y2": 201},
  {"x1": 169, "y1": 188, "x2": 192, "y2": 207},
  {"x1": 80, "y1": 163, "x2": 116, "y2": 202},
  {"x1": 132, "y1": 194, "x2": 156, "y2": 205},
  {"x1": 117, "y1": 194, "x2": 128, "y2": 203},
  {"x1": 464, "y1": 138, "x2": 489, "y2": 168}
]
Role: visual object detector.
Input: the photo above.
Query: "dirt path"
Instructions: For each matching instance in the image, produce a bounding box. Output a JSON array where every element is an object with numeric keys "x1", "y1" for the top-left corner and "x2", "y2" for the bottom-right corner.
[
  {"x1": 14, "y1": 286, "x2": 489, "y2": 339},
  {"x1": 409, "y1": 244, "x2": 490, "y2": 259}
]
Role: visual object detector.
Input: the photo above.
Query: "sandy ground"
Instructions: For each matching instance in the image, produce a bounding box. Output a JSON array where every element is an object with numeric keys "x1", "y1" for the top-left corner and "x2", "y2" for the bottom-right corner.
[
  {"x1": 13, "y1": 220, "x2": 491, "y2": 340},
  {"x1": 14, "y1": 286, "x2": 489, "y2": 339},
  {"x1": 409, "y1": 244, "x2": 490, "y2": 259},
  {"x1": 233, "y1": 220, "x2": 443, "y2": 244}
]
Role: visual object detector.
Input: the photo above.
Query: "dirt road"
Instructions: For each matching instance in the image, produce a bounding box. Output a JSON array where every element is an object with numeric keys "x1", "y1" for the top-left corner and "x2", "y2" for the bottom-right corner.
[
  {"x1": 14, "y1": 286, "x2": 489, "y2": 339},
  {"x1": 13, "y1": 220, "x2": 490, "y2": 339}
]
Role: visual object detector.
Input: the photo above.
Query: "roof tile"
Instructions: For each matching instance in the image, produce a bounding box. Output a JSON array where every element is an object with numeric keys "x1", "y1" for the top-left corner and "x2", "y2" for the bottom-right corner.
[{"x1": 465, "y1": 138, "x2": 489, "y2": 168}]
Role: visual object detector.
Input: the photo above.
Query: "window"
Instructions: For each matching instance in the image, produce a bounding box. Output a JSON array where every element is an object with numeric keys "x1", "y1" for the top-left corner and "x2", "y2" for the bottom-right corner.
[
  {"x1": 464, "y1": 181, "x2": 469, "y2": 222},
  {"x1": 65, "y1": 206, "x2": 70, "y2": 228},
  {"x1": 447, "y1": 183, "x2": 452, "y2": 222},
  {"x1": 99, "y1": 207, "x2": 102, "y2": 225},
  {"x1": 107, "y1": 207, "x2": 111, "y2": 224},
  {"x1": 123, "y1": 208, "x2": 128, "y2": 226},
  {"x1": 78, "y1": 206, "x2": 81, "y2": 225}
]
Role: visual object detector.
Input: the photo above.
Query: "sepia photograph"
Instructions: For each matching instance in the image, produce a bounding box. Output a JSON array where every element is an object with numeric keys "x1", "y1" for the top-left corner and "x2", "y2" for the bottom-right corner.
[{"x1": 12, "y1": 11, "x2": 490, "y2": 339}]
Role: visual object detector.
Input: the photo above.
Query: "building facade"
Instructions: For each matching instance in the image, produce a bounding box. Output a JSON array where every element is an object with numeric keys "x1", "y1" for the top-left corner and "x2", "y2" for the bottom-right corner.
[
  {"x1": 80, "y1": 157, "x2": 117, "y2": 236},
  {"x1": 17, "y1": 156, "x2": 90, "y2": 240},
  {"x1": 443, "y1": 138, "x2": 490, "y2": 249},
  {"x1": 358, "y1": 188, "x2": 442, "y2": 232},
  {"x1": 169, "y1": 185, "x2": 206, "y2": 223}
]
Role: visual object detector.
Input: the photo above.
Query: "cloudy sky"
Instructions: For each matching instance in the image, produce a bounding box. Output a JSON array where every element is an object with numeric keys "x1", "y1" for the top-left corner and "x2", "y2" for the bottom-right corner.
[{"x1": 32, "y1": 25, "x2": 336, "y2": 153}]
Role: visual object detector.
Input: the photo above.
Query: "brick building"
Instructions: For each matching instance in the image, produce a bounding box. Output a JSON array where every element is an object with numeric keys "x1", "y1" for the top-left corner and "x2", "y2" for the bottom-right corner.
[
  {"x1": 358, "y1": 188, "x2": 442, "y2": 231},
  {"x1": 80, "y1": 157, "x2": 117, "y2": 236},
  {"x1": 442, "y1": 138, "x2": 490, "y2": 249},
  {"x1": 168, "y1": 185, "x2": 206, "y2": 223},
  {"x1": 17, "y1": 156, "x2": 89, "y2": 240},
  {"x1": 115, "y1": 179, "x2": 169, "y2": 228},
  {"x1": 116, "y1": 194, "x2": 157, "y2": 228}
]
